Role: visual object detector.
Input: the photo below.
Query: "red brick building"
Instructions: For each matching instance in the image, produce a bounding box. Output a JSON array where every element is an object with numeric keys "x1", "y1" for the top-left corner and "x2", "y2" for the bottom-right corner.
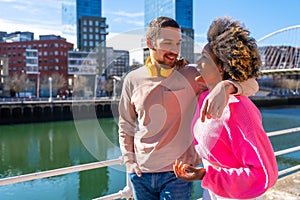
[{"x1": 0, "y1": 35, "x2": 73, "y2": 97}]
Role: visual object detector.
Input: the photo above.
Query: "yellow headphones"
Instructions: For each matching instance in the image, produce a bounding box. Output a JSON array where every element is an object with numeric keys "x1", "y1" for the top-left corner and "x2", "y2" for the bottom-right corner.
[{"x1": 145, "y1": 57, "x2": 174, "y2": 78}]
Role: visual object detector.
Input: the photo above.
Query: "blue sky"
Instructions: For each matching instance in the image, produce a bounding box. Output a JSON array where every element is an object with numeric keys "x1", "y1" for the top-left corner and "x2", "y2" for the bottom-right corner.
[{"x1": 0, "y1": 0, "x2": 299, "y2": 43}]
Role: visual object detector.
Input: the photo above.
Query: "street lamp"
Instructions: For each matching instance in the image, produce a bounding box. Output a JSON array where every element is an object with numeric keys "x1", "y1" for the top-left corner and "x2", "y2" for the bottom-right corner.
[
  {"x1": 94, "y1": 74, "x2": 98, "y2": 98},
  {"x1": 113, "y1": 78, "x2": 116, "y2": 100},
  {"x1": 48, "y1": 77, "x2": 52, "y2": 102},
  {"x1": 112, "y1": 75, "x2": 121, "y2": 100},
  {"x1": 37, "y1": 72, "x2": 40, "y2": 98}
]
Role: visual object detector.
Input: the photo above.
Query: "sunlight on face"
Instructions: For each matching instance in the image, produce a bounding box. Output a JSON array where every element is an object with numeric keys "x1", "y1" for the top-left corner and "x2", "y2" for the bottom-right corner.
[
  {"x1": 151, "y1": 27, "x2": 182, "y2": 67},
  {"x1": 155, "y1": 27, "x2": 182, "y2": 54},
  {"x1": 196, "y1": 44, "x2": 223, "y2": 90}
]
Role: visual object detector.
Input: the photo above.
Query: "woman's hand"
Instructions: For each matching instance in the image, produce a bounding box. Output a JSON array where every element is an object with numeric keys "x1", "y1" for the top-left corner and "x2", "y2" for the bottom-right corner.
[
  {"x1": 173, "y1": 159, "x2": 206, "y2": 181},
  {"x1": 200, "y1": 81, "x2": 233, "y2": 122}
]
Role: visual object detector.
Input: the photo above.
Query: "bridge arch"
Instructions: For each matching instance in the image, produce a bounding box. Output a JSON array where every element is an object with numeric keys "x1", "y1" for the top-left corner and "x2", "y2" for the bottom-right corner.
[
  {"x1": 258, "y1": 25, "x2": 300, "y2": 43},
  {"x1": 257, "y1": 25, "x2": 300, "y2": 74}
]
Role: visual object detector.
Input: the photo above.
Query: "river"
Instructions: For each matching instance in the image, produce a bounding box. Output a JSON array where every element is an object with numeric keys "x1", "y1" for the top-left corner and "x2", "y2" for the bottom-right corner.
[{"x1": 0, "y1": 105, "x2": 299, "y2": 200}]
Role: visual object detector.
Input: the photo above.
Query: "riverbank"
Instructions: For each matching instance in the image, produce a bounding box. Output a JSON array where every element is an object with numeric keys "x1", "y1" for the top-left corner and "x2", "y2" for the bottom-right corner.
[
  {"x1": 0, "y1": 98, "x2": 119, "y2": 125},
  {"x1": 0, "y1": 96, "x2": 299, "y2": 125},
  {"x1": 250, "y1": 95, "x2": 300, "y2": 107}
]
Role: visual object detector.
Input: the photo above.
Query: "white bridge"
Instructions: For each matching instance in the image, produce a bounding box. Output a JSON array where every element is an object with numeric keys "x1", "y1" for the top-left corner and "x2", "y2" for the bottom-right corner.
[{"x1": 258, "y1": 25, "x2": 300, "y2": 75}]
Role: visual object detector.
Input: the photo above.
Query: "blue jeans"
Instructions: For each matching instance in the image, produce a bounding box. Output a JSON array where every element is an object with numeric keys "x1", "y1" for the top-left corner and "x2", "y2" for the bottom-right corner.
[{"x1": 129, "y1": 172, "x2": 192, "y2": 200}]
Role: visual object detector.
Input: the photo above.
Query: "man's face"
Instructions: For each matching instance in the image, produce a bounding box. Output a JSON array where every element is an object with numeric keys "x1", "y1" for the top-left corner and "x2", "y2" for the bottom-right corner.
[{"x1": 152, "y1": 27, "x2": 182, "y2": 68}]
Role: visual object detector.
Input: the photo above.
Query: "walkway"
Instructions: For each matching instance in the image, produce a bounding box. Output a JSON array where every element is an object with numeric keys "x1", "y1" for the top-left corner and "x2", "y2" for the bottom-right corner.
[{"x1": 263, "y1": 171, "x2": 300, "y2": 200}]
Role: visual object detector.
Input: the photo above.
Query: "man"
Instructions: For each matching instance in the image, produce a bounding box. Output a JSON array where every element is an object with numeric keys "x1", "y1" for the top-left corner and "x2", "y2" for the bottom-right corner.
[{"x1": 118, "y1": 16, "x2": 258, "y2": 199}]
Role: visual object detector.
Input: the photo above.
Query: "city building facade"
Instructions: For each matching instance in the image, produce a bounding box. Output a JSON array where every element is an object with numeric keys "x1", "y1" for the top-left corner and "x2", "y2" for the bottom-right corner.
[
  {"x1": 0, "y1": 34, "x2": 73, "y2": 97},
  {"x1": 106, "y1": 48, "x2": 130, "y2": 77},
  {"x1": 0, "y1": 55, "x2": 9, "y2": 96},
  {"x1": 3, "y1": 31, "x2": 34, "y2": 42}
]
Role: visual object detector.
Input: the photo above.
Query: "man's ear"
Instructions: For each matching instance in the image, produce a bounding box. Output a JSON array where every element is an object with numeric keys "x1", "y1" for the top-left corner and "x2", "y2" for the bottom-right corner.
[{"x1": 147, "y1": 38, "x2": 156, "y2": 50}]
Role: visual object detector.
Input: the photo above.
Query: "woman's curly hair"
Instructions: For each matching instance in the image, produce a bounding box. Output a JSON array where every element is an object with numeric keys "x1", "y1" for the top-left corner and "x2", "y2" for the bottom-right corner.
[{"x1": 207, "y1": 17, "x2": 262, "y2": 82}]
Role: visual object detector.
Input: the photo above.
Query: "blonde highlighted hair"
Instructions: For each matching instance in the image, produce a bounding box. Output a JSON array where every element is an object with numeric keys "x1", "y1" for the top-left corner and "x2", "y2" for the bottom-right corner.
[{"x1": 207, "y1": 16, "x2": 262, "y2": 82}]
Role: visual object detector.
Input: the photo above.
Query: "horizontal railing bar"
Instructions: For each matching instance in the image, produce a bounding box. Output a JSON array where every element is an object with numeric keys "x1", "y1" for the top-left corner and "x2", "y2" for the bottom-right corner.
[
  {"x1": 267, "y1": 127, "x2": 300, "y2": 137},
  {"x1": 93, "y1": 175, "x2": 133, "y2": 200},
  {"x1": 278, "y1": 165, "x2": 300, "y2": 176},
  {"x1": 0, "y1": 158, "x2": 122, "y2": 186},
  {"x1": 274, "y1": 146, "x2": 300, "y2": 156},
  {"x1": 93, "y1": 193, "x2": 123, "y2": 200}
]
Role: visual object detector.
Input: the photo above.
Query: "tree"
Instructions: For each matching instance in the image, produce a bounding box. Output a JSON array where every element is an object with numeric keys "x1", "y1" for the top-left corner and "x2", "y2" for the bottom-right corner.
[
  {"x1": 72, "y1": 75, "x2": 88, "y2": 97},
  {"x1": 51, "y1": 72, "x2": 66, "y2": 95},
  {"x1": 4, "y1": 73, "x2": 32, "y2": 97},
  {"x1": 40, "y1": 73, "x2": 66, "y2": 97},
  {"x1": 105, "y1": 79, "x2": 113, "y2": 97}
]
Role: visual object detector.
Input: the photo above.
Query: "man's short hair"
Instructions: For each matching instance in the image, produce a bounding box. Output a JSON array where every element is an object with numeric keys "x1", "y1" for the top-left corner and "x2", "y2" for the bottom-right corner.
[{"x1": 146, "y1": 16, "x2": 180, "y2": 42}]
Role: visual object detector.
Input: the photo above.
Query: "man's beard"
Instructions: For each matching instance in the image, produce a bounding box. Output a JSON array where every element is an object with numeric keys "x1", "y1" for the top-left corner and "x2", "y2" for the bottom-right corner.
[{"x1": 157, "y1": 53, "x2": 178, "y2": 68}]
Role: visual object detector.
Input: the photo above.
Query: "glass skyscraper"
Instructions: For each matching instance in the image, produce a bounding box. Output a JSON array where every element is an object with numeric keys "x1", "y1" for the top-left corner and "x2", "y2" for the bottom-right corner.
[
  {"x1": 62, "y1": 0, "x2": 77, "y2": 47},
  {"x1": 144, "y1": 0, "x2": 194, "y2": 63},
  {"x1": 62, "y1": 0, "x2": 108, "y2": 76},
  {"x1": 62, "y1": 0, "x2": 107, "y2": 51},
  {"x1": 144, "y1": 0, "x2": 192, "y2": 29},
  {"x1": 76, "y1": 0, "x2": 102, "y2": 18}
]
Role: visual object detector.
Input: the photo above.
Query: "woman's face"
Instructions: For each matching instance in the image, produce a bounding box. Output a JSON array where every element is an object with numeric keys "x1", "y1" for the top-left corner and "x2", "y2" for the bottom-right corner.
[{"x1": 196, "y1": 44, "x2": 223, "y2": 90}]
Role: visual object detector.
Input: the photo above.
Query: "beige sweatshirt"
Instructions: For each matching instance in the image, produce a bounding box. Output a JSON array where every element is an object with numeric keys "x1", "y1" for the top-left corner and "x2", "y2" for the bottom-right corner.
[{"x1": 118, "y1": 65, "x2": 258, "y2": 173}]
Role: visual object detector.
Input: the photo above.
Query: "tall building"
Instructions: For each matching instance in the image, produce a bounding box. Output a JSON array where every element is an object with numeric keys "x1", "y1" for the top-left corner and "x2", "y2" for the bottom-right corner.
[
  {"x1": 62, "y1": 0, "x2": 108, "y2": 50},
  {"x1": 144, "y1": 0, "x2": 194, "y2": 63},
  {"x1": 106, "y1": 48, "x2": 130, "y2": 77},
  {"x1": 62, "y1": 0, "x2": 77, "y2": 47},
  {"x1": 62, "y1": 0, "x2": 108, "y2": 76}
]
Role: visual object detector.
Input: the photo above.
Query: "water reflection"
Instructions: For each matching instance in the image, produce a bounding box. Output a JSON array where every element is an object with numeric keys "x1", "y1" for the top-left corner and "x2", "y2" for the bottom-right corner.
[
  {"x1": 0, "y1": 119, "x2": 124, "y2": 200},
  {"x1": 260, "y1": 105, "x2": 300, "y2": 173},
  {"x1": 0, "y1": 106, "x2": 299, "y2": 199}
]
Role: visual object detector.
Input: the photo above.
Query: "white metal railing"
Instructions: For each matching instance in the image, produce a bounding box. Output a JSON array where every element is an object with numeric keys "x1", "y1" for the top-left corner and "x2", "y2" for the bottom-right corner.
[
  {"x1": 0, "y1": 158, "x2": 122, "y2": 186},
  {"x1": 267, "y1": 127, "x2": 300, "y2": 177},
  {"x1": 0, "y1": 127, "x2": 299, "y2": 199}
]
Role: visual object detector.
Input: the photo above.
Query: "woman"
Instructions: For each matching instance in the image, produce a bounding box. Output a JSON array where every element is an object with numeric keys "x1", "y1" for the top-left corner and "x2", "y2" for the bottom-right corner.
[{"x1": 173, "y1": 17, "x2": 278, "y2": 200}]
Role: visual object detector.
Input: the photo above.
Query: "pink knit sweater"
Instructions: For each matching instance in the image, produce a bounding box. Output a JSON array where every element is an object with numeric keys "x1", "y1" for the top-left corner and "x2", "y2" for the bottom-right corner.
[{"x1": 192, "y1": 90, "x2": 278, "y2": 199}]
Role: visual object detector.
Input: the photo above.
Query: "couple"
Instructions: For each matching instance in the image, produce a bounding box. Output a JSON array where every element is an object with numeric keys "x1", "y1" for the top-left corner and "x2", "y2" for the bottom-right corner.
[{"x1": 118, "y1": 16, "x2": 278, "y2": 200}]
